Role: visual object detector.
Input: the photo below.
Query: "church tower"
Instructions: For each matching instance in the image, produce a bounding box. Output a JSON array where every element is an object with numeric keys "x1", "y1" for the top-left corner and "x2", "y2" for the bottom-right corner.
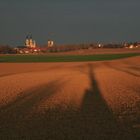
[
  {"x1": 25, "y1": 35, "x2": 36, "y2": 48},
  {"x1": 25, "y1": 35, "x2": 30, "y2": 47},
  {"x1": 48, "y1": 40, "x2": 54, "y2": 47}
]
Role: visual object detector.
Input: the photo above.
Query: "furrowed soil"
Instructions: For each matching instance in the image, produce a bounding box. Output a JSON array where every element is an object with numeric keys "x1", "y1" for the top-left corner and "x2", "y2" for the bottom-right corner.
[{"x1": 0, "y1": 56, "x2": 140, "y2": 140}]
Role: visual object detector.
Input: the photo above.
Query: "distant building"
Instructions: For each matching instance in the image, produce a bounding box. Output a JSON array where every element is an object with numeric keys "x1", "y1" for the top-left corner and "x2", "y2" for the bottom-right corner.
[
  {"x1": 48, "y1": 40, "x2": 54, "y2": 47},
  {"x1": 98, "y1": 44, "x2": 103, "y2": 48},
  {"x1": 25, "y1": 35, "x2": 36, "y2": 48},
  {"x1": 14, "y1": 35, "x2": 40, "y2": 54},
  {"x1": 129, "y1": 45, "x2": 134, "y2": 49},
  {"x1": 15, "y1": 47, "x2": 40, "y2": 54}
]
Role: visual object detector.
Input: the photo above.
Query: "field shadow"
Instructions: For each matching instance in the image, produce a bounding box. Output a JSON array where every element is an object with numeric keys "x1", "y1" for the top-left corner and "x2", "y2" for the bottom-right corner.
[
  {"x1": 104, "y1": 62, "x2": 140, "y2": 77},
  {"x1": 0, "y1": 65, "x2": 134, "y2": 140},
  {"x1": 80, "y1": 64, "x2": 134, "y2": 140},
  {"x1": 127, "y1": 66, "x2": 140, "y2": 72},
  {"x1": 0, "y1": 65, "x2": 60, "y2": 78},
  {"x1": 0, "y1": 79, "x2": 65, "y2": 138}
]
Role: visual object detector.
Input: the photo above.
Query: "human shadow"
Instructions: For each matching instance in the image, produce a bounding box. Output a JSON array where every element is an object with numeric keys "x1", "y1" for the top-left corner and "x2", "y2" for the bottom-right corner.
[
  {"x1": 0, "y1": 65, "x2": 135, "y2": 140},
  {"x1": 80, "y1": 64, "x2": 133, "y2": 140},
  {"x1": 23, "y1": 64, "x2": 134, "y2": 140}
]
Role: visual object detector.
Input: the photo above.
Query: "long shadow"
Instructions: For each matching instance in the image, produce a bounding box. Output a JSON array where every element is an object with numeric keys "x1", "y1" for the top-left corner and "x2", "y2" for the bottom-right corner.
[
  {"x1": 0, "y1": 65, "x2": 135, "y2": 140},
  {"x1": 0, "y1": 73, "x2": 15, "y2": 78},
  {"x1": 0, "y1": 79, "x2": 65, "y2": 138},
  {"x1": 127, "y1": 66, "x2": 140, "y2": 72},
  {"x1": 116, "y1": 59, "x2": 140, "y2": 72},
  {"x1": 0, "y1": 65, "x2": 60, "y2": 78},
  {"x1": 104, "y1": 62, "x2": 140, "y2": 77},
  {"x1": 80, "y1": 64, "x2": 133, "y2": 140}
]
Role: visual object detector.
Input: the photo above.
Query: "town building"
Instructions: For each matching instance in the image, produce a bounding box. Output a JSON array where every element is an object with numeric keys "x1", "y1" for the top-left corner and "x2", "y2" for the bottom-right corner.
[{"x1": 48, "y1": 40, "x2": 54, "y2": 47}]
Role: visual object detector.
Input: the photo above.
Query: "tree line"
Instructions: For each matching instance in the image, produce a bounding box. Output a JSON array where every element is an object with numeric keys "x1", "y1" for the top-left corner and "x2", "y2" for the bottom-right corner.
[{"x1": 0, "y1": 45, "x2": 17, "y2": 54}]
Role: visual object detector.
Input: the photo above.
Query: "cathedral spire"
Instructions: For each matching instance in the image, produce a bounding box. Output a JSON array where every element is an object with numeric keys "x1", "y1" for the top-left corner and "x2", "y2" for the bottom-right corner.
[{"x1": 25, "y1": 34, "x2": 36, "y2": 48}]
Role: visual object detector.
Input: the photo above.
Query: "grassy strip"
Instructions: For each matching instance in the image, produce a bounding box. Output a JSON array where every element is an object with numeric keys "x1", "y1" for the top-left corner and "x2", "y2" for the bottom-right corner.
[{"x1": 0, "y1": 53, "x2": 139, "y2": 63}]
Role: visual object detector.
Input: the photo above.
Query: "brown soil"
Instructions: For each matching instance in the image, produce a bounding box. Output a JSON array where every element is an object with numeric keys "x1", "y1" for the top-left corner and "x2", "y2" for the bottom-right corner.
[{"x1": 0, "y1": 56, "x2": 140, "y2": 139}]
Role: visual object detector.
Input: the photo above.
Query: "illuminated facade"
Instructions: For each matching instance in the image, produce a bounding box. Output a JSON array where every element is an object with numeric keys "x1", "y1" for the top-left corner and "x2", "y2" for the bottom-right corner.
[
  {"x1": 48, "y1": 40, "x2": 54, "y2": 47},
  {"x1": 25, "y1": 35, "x2": 36, "y2": 48}
]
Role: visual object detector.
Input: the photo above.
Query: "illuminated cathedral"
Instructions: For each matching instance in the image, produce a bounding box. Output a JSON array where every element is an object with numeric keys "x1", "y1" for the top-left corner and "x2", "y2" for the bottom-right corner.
[{"x1": 25, "y1": 35, "x2": 36, "y2": 48}]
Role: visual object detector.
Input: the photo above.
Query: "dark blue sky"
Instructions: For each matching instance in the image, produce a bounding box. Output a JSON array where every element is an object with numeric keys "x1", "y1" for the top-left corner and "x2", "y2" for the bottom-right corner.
[{"x1": 0, "y1": 0, "x2": 140, "y2": 46}]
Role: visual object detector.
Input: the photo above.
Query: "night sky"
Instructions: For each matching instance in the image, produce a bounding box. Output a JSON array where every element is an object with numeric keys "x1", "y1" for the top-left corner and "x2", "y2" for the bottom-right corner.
[{"x1": 0, "y1": 0, "x2": 140, "y2": 46}]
